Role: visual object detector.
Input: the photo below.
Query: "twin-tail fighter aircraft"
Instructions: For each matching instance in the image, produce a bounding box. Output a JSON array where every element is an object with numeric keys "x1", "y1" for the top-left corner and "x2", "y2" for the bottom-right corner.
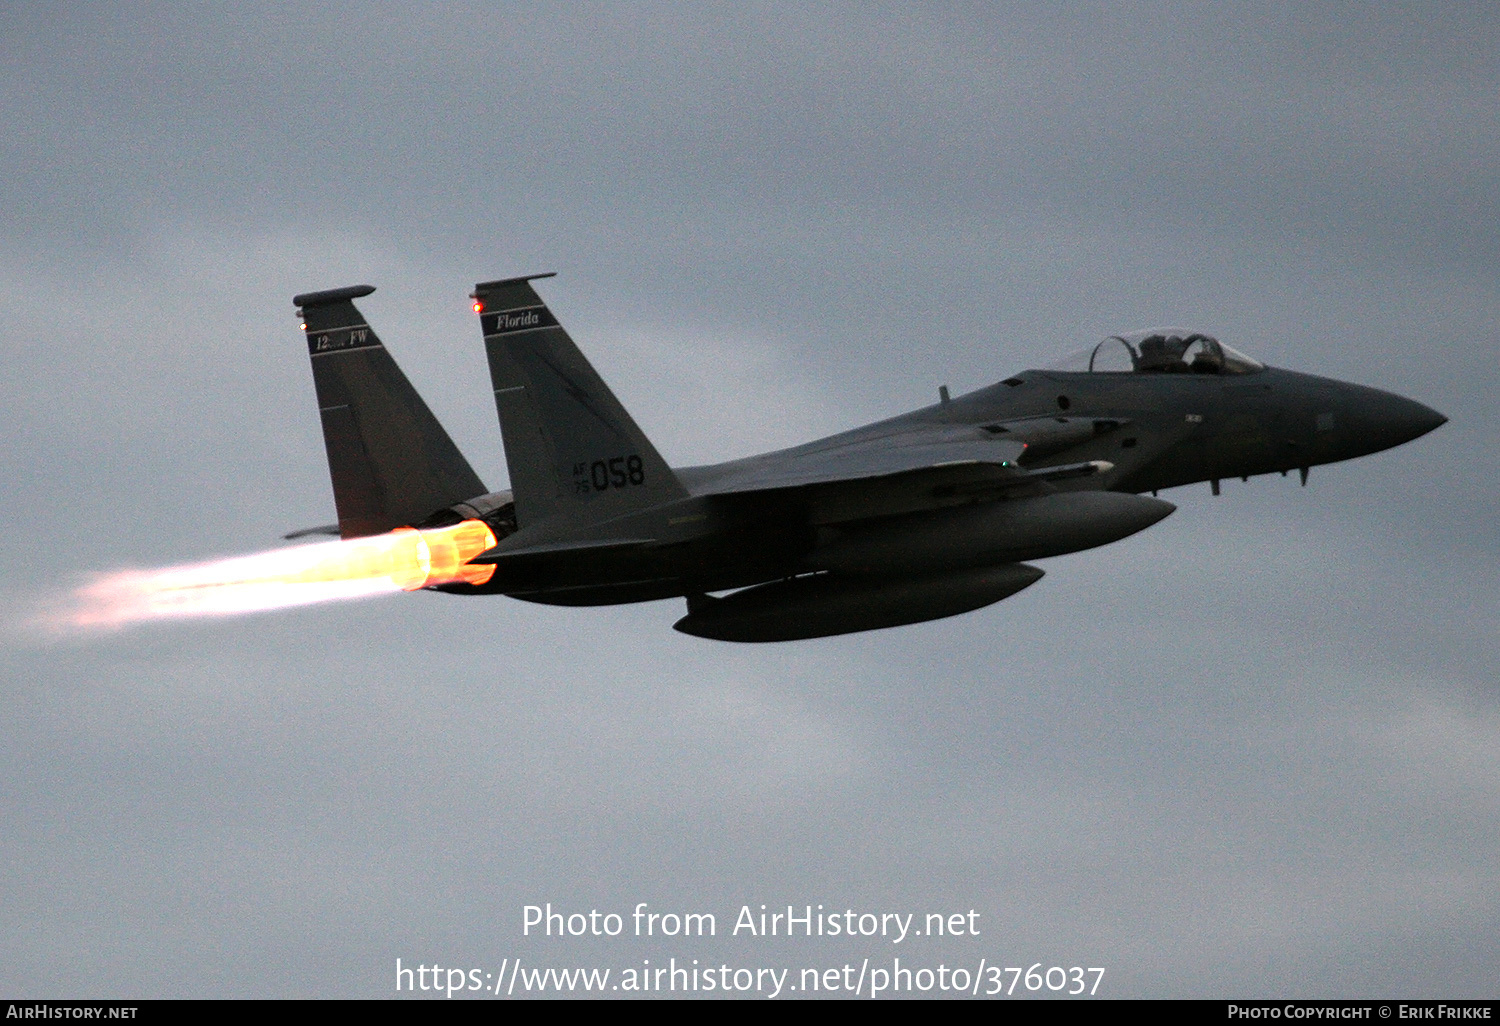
[{"x1": 289, "y1": 275, "x2": 1445, "y2": 641}]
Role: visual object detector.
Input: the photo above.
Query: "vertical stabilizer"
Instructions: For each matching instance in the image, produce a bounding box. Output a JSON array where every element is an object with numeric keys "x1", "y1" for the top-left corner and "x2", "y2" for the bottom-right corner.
[
  {"x1": 471, "y1": 274, "x2": 687, "y2": 531},
  {"x1": 295, "y1": 285, "x2": 486, "y2": 538}
]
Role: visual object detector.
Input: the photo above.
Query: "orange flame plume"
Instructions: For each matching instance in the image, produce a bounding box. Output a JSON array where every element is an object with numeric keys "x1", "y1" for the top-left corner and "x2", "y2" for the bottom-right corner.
[{"x1": 56, "y1": 520, "x2": 497, "y2": 631}]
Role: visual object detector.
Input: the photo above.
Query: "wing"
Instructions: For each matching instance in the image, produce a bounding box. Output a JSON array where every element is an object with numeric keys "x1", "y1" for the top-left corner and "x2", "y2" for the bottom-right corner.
[
  {"x1": 681, "y1": 424, "x2": 1106, "y2": 525},
  {"x1": 698, "y1": 430, "x2": 1027, "y2": 492}
]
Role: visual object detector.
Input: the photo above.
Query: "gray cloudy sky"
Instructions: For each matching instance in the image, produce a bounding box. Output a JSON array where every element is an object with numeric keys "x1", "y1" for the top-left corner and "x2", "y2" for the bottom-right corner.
[{"x1": 1, "y1": 2, "x2": 1495, "y2": 999}]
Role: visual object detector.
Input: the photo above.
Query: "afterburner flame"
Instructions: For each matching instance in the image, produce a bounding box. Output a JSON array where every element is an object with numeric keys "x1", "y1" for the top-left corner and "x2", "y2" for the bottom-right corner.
[{"x1": 57, "y1": 519, "x2": 496, "y2": 631}]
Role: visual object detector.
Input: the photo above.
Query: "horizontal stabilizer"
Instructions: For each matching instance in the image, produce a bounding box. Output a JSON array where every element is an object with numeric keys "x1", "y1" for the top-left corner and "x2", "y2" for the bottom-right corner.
[{"x1": 282, "y1": 523, "x2": 340, "y2": 540}]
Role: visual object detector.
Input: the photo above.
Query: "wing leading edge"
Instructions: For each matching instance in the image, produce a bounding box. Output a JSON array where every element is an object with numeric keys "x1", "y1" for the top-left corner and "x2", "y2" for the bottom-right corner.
[{"x1": 687, "y1": 429, "x2": 1029, "y2": 495}]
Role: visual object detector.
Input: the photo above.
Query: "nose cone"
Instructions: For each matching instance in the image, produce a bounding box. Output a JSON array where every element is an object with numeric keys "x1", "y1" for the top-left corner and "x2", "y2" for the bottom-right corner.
[
  {"x1": 1397, "y1": 399, "x2": 1448, "y2": 443},
  {"x1": 1349, "y1": 389, "x2": 1448, "y2": 455}
]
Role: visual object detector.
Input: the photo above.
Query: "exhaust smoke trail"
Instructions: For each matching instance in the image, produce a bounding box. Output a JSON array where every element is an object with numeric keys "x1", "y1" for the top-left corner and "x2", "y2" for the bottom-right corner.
[{"x1": 51, "y1": 520, "x2": 497, "y2": 632}]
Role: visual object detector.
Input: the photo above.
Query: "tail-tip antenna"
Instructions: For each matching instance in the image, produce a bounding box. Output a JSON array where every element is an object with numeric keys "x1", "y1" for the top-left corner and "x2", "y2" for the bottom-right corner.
[{"x1": 293, "y1": 284, "x2": 376, "y2": 308}]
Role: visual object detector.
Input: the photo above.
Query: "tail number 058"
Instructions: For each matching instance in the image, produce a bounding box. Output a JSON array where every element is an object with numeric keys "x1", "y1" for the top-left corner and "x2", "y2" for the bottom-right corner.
[{"x1": 574, "y1": 455, "x2": 645, "y2": 493}]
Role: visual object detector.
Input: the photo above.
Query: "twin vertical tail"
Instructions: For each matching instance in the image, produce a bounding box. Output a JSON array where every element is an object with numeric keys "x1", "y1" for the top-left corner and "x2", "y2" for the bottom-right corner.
[
  {"x1": 295, "y1": 285, "x2": 486, "y2": 539},
  {"x1": 294, "y1": 276, "x2": 680, "y2": 545},
  {"x1": 471, "y1": 274, "x2": 687, "y2": 531}
]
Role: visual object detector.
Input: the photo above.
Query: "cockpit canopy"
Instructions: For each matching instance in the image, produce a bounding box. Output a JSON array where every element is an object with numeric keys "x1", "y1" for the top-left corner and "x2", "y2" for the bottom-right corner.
[{"x1": 1049, "y1": 328, "x2": 1265, "y2": 375}]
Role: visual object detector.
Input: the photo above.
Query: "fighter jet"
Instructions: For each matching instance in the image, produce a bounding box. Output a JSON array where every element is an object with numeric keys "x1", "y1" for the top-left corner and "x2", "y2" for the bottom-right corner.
[{"x1": 290, "y1": 275, "x2": 1445, "y2": 641}]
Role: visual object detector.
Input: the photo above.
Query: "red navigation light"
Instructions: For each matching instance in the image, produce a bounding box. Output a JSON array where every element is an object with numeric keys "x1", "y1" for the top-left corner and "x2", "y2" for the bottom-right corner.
[{"x1": 472, "y1": 301, "x2": 483, "y2": 313}]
